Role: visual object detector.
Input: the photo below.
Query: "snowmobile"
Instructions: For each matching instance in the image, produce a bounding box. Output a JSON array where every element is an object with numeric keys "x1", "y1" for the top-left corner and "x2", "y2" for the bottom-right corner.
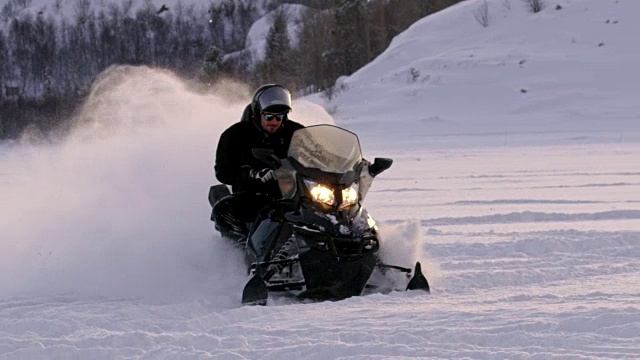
[{"x1": 209, "y1": 125, "x2": 429, "y2": 305}]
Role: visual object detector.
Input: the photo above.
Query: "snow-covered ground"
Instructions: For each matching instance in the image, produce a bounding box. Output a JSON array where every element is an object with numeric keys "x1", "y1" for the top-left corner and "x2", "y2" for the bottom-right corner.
[{"x1": 1, "y1": 0, "x2": 639, "y2": 358}]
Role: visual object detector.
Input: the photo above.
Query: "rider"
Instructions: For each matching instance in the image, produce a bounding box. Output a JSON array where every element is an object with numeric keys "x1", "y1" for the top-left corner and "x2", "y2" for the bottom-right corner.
[{"x1": 212, "y1": 84, "x2": 305, "y2": 242}]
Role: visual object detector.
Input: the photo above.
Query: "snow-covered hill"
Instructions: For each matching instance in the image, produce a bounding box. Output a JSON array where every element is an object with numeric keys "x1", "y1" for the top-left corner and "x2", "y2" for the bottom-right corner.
[
  {"x1": 311, "y1": 0, "x2": 640, "y2": 150},
  {"x1": 0, "y1": 0, "x2": 638, "y2": 358}
]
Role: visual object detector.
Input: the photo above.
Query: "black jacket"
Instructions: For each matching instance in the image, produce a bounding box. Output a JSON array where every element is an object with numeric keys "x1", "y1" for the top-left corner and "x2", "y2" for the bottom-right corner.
[{"x1": 215, "y1": 106, "x2": 304, "y2": 195}]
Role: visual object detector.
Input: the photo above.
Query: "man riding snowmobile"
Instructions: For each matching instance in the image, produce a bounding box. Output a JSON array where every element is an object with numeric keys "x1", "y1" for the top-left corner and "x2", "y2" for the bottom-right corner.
[
  {"x1": 210, "y1": 84, "x2": 304, "y2": 245},
  {"x1": 210, "y1": 121, "x2": 430, "y2": 305}
]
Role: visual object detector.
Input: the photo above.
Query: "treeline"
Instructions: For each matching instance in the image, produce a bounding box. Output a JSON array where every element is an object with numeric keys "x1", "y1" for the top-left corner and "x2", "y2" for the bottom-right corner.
[
  {"x1": 0, "y1": 0, "x2": 268, "y2": 101},
  {"x1": 0, "y1": 0, "x2": 461, "y2": 139},
  {"x1": 207, "y1": 0, "x2": 463, "y2": 95}
]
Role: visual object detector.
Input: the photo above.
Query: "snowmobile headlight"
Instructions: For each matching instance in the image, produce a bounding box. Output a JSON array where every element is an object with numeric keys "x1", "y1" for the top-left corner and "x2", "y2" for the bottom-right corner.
[
  {"x1": 304, "y1": 179, "x2": 335, "y2": 206},
  {"x1": 339, "y1": 183, "x2": 359, "y2": 209}
]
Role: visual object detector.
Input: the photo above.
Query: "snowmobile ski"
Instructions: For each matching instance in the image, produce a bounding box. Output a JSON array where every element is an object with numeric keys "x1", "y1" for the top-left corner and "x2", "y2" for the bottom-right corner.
[
  {"x1": 242, "y1": 267, "x2": 269, "y2": 306},
  {"x1": 406, "y1": 262, "x2": 430, "y2": 292}
]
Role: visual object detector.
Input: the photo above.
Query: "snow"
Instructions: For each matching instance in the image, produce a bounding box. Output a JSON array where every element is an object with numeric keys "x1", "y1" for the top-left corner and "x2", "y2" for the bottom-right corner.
[
  {"x1": 0, "y1": 0, "x2": 639, "y2": 358},
  {"x1": 311, "y1": 0, "x2": 640, "y2": 151}
]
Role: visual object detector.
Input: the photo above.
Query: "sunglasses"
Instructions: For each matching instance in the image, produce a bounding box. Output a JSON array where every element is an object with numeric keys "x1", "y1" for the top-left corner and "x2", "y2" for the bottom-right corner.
[{"x1": 262, "y1": 113, "x2": 286, "y2": 122}]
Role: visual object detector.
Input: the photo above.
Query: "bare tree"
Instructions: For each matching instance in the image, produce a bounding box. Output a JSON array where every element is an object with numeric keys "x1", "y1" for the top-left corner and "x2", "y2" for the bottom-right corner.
[
  {"x1": 0, "y1": 29, "x2": 7, "y2": 101},
  {"x1": 207, "y1": 0, "x2": 260, "y2": 53},
  {"x1": 293, "y1": 7, "x2": 333, "y2": 93},
  {"x1": 473, "y1": 0, "x2": 490, "y2": 28},
  {"x1": 74, "y1": 0, "x2": 92, "y2": 24},
  {"x1": 523, "y1": 0, "x2": 544, "y2": 13},
  {"x1": 8, "y1": 16, "x2": 36, "y2": 97}
]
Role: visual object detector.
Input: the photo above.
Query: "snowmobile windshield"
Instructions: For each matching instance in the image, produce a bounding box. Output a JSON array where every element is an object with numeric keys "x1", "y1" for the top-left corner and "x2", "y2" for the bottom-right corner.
[{"x1": 288, "y1": 125, "x2": 362, "y2": 173}]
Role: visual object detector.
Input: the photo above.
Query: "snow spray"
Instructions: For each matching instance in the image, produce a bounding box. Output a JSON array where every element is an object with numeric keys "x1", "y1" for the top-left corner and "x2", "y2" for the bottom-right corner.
[{"x1": 0, "y1": 65, "x2": 333, "y2": 304}]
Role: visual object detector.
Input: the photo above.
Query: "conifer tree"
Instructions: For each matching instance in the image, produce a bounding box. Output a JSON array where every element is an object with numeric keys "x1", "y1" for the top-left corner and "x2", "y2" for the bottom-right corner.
[
  {"x1": 258, "y1": 8, "x2": 293, "y2": 87},
  {"x1": 199, "y1": 46, "x2": 228, "y2": 84}
]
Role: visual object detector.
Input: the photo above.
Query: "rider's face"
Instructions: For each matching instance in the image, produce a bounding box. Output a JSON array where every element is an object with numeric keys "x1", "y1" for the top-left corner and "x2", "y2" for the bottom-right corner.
[{"x1": 260, "y1": 112, "x2": 285, "y2": 134}]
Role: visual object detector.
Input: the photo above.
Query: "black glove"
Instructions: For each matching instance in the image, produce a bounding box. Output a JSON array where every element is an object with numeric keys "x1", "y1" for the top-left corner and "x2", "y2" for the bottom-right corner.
[{"x1": 249, "y1": 168, "x2": 275, "y2": 183}]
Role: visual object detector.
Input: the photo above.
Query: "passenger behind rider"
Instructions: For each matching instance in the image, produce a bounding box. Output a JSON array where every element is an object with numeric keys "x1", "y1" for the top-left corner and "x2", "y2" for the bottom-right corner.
[{"x1": 212, "y1": 84, "x2": 305, "y2": 242}]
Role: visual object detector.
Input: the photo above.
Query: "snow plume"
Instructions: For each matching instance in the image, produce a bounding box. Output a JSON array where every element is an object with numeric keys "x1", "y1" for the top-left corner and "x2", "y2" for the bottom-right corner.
[
  {"x1": 0, "y1": 65, "x2": 332, "y2": 304},
  {"x1": 377, "y1": 220, "x2": 442, "y2": 289}
]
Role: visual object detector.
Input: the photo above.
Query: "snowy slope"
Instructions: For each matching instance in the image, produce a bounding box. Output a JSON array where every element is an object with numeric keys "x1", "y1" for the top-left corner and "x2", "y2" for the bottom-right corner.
[
  {"x1": 311, "y1": 0, "x2": 640, "y2": 150},
  {"x1": 0, "y1": 0, "x2": 639, "y2": 358}
]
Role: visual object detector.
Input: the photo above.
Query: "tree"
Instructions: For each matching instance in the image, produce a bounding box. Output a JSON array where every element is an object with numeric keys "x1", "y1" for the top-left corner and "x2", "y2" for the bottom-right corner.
[
  {"x1": 332, "y1": 0, "x2": 371, "y2": 75},
  {"x1": 8, "y1": 16, "x2": 35, "y2": 97},
  {"x1": 96, "y1": 9, "x2": 116, "y2": 69},
  {"x1": 32, "y1": 15, "x2": 57, "y2": 98},
  {"x1": 199, "y1": 46, "x2": 230, "y2": 84},
  {"x1": 293, "y1": 7, "x2": 334, "y2": 93},
  {"x1": 0, "y1": 29, "x2": 8, "y2": 98},
  {"x1": 474, "y1": 0, "x2": 490, "y2": 28},
  {"x1": 523, "y1": 0, "x2": 545, "y2": 13},
  {"x1": 172, "y1": 3, "x2": 202, "y2": 74},
  {"x1": 257, "y1": 7, "x2": 294, "y2": 87},
  {"x1": 147, "y1": 12, "x2": 172, "y2": 67},
  {"x1": 207, "y1": 0, "x2": 260, "y2": 53}
]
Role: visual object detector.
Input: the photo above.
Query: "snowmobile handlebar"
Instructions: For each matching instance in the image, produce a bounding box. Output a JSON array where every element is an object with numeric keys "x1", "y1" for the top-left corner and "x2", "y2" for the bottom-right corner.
[{"x1": 252, "y1": 148, "x2": 282, "y2": 169}]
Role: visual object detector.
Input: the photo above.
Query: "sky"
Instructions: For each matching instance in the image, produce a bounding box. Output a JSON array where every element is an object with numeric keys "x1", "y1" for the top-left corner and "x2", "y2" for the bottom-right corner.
[{"x1": 0, "y1": 0, "x2": 639, "y2": 358}]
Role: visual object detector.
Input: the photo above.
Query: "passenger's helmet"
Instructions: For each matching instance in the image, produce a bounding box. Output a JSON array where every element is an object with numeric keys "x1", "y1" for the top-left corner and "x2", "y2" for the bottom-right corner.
[{"x1": 251, "y1": 84, "x2": 292, "y2": 116}]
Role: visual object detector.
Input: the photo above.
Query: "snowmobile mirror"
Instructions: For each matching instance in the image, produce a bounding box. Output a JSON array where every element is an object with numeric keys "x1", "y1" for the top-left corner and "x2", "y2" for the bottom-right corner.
[
  {"x1": 252, "y1": 148, "x2": 282, "y2": 169},
  {"x1": 369, "y1": 158, "x2": 393, "y2": 177}
]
